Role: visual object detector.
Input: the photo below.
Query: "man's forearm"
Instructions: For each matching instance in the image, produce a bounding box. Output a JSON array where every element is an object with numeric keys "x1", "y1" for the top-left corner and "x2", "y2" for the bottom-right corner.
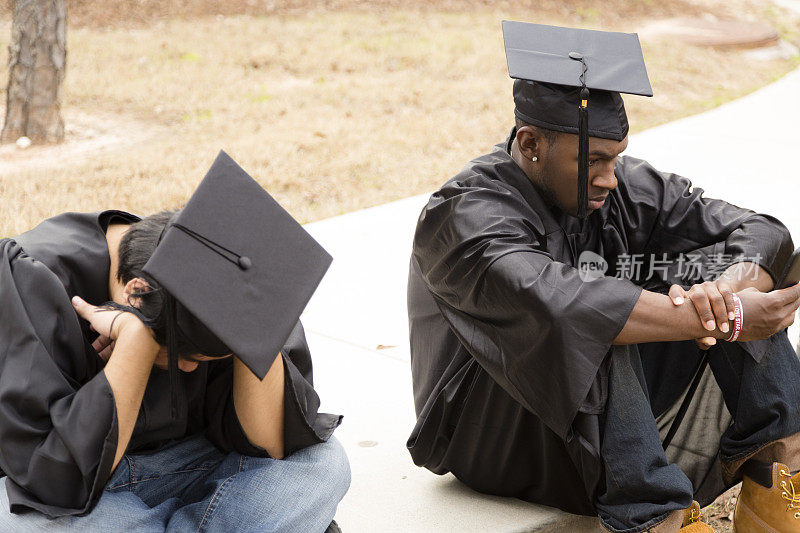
[
  {"x1": 103, "y1": 321, "x2": 159, "y2": 471},
  {"x1": 614, "y1": 262, "x2": 774, "y2": 346},
  {"x1": 719, "y1": 261, "x2": 774, "y2": 293},
  {"x1": 233, "y1": 354, "x2": 285, "y2": 459},
  {"x1": 613, "y1": 289, "x2": 728, "y2": 345}
]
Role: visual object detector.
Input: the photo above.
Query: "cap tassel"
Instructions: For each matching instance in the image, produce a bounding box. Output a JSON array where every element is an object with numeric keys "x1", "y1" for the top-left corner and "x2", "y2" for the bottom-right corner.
[
  {"x1": 568, "y1": 52, "x2": 591, "y2": 220},
  {"x1": 165, "y1": 296, "x2": 183, "y2": 420},
  {"x1": 577, "y1": 86, "x2": 590, "y2": 219},
  {"x1": 171, "y1": 223, "x2": 251, "y2": 271}
]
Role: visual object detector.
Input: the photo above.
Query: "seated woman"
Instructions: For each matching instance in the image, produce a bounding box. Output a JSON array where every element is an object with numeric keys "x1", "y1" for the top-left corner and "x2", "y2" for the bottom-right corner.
[{"x1": 0, "y1": 151, "x2": 349, "y2": 532}]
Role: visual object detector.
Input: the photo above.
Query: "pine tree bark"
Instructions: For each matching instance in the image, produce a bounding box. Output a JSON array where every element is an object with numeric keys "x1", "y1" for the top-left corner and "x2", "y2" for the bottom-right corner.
[{"x1": 1, "y1": 0, "x2": 66, "y2": 144}]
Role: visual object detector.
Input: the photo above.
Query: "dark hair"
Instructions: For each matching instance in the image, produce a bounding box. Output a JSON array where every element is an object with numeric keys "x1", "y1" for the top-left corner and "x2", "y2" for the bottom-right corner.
[
  {"x1": 108, "y1": 210, "x2": 179, "y2": 347},
  {"x1": 117, "y1": 210, "x2": 178, "y2": 286},
  {"x1": 515, "y1": 117, "x2": 559, "y2": 145}
]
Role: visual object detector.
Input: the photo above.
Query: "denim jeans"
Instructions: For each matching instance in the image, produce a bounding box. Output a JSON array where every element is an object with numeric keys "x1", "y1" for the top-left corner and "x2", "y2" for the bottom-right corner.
[
  {"x1": 0, "y1": 435, "x2": 351, "y2": 532},
  {"x1": 596, "y1": 330, "x2": 800, "y2": 533}
]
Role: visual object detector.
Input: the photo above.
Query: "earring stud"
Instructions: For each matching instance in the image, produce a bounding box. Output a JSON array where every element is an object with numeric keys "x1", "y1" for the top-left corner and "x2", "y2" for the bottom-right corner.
[{"x1": 531, "y1": 156, "x2": 538, "y2": 162}]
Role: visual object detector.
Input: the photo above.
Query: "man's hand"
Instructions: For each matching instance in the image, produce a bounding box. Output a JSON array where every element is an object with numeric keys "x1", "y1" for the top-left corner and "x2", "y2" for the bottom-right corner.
[
  {"x1": 669, "y1": 284, "x2": 800, "y2": 347},
  {"x1": 668, "y1": 261, "x2": 776, "y2": 349},
  {"x1": 735, "y1": 286, "x2": 800, "y2": 342},
  {"x1": 669, "y1": 280, "x2": 736, "y2": 349}
]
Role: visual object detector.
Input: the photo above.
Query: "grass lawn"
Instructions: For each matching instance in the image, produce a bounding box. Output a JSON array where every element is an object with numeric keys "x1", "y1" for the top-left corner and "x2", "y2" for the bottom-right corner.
[{"x1": 0, "y1": 0, "x2": 798, "y2": 236}]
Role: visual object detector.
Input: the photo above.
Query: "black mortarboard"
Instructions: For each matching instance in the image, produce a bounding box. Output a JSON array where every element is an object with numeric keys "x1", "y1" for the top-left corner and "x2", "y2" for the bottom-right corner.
[
  {"x1": 502, "y1": 20, "x2": 652, "y2": 218},
  {"x1": 143, "y1": 151, "x2": 332, "y2": 413}
]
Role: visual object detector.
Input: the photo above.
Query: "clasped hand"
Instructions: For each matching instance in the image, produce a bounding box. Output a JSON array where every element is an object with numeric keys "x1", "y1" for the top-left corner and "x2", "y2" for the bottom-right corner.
[{"x1": 668, "y1": 280, "x2": 800, "y2": 348}]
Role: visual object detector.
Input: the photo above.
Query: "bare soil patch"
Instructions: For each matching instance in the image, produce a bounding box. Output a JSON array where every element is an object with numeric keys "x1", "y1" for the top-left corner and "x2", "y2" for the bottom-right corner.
[
  {"x1": 0, "y1": 109, "x2": 162, "y2": 176},
  {"x1": 0, "y1": 2, "x2": 798, "y2": 236},
  {"x1": 704, "y1": 484, "x2": 740, "y2": 532},
  {"x1": 640, "y1": 18, "x2": 780, "y2": 49}
]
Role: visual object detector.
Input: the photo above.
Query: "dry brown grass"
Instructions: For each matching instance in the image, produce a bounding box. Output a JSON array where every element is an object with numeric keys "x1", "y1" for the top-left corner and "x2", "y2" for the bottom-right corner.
[
  {"x1": 1, "y1": 1, "x2": 798, "y2": 236},
  {"x1": 0, "y1": 0, "x2": 758, "y2": 29}
]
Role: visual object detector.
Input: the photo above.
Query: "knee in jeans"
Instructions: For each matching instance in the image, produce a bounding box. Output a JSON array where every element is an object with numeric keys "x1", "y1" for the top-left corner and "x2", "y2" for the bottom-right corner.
[
  {"x1": 311, "y1": 437, "x2": 351, "y2": 500},
  {"x1": 247, "y1": 437, "x2": 351, "y2": 500},
  {"x1": 330, "y1": 438, "x2": 351, "y2": 497}
]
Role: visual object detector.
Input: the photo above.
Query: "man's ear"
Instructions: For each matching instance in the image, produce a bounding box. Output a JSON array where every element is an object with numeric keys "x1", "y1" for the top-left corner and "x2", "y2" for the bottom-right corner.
[
  {"x1": 516, "y1": 126, "x2": 543, "y2": 161},
  {"x1": 123, "y1": 278, "x2": 151, "y2": 308}
]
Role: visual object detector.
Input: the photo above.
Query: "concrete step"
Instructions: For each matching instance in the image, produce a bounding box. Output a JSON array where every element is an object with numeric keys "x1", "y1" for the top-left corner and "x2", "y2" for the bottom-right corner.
[{"x1": 309, "y1": 332, "x2": 593, "y2": 532}]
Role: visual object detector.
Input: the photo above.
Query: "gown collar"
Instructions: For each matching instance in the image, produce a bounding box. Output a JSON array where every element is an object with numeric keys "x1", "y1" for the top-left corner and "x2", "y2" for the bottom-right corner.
[{"x1": 15, "y1": 210, "x2": 140, "y2": 305}]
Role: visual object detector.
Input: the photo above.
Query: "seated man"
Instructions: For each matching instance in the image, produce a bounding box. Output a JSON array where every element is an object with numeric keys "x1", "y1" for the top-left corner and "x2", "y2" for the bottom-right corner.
[
  {"x1": 407, "y1": 22, "x2": 800, "y2": 533},
  {"x1": 0, "y1": 152, "x2": 350, "y2": 532}
]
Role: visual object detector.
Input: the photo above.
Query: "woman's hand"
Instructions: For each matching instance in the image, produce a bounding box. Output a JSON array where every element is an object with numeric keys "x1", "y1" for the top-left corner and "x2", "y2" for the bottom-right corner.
[
  {"x1": 71, "y1": 296, "x2": 148, "y2": 361},
  {"x1": 93, "y1": 334, "x2": 115, "y2": 361}
]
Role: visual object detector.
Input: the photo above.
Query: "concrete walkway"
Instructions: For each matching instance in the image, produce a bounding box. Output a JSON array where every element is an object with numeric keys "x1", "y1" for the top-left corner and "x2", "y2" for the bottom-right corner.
[{"x1": 301, "y1": 66, "x2": 800, "y2": 532}]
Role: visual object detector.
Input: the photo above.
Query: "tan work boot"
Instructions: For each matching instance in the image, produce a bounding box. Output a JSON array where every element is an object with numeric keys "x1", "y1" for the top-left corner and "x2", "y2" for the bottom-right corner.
[
  {"x1": 734, "y1": 461, "x2": 800, "y2": 532},
  {"x1": 677, "y1": 501, "x2": 714, "y2": 532}
]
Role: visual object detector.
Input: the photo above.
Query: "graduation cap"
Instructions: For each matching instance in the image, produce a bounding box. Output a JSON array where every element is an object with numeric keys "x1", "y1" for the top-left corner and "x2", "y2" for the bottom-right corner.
[
  {"x1": 502, "y1": 20, "x2": 652, "y2": 218},
  {"x1": 142, "y1": 151, "x2": 332, "y2": 414}
]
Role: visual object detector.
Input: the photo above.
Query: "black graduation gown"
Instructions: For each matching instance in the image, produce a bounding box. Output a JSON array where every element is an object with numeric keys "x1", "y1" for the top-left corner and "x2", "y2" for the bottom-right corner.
[
  {"x1": 0, "y1": 211, "x2": 341, "y2": 517},
  {"x1": 407, "y1": 131, "x2": 794, "y2": 514}
]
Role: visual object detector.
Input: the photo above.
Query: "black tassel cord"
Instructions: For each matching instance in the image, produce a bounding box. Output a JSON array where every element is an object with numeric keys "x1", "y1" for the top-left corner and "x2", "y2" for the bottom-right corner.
[
  {"x1": 577, "y1": 86, "x2": 590, "y2": 220},
  {"x1": 165, "y1": 295, "x2": 183, "y2": 420},
  {"x1": 569, "y1": 52, "x2": 590, "y2": 220}
]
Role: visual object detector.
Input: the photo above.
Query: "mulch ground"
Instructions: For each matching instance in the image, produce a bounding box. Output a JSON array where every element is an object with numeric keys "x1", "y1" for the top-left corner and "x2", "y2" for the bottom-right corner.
[{"x1": 704, "y1": 484, "x2": 740, "y2": 532}]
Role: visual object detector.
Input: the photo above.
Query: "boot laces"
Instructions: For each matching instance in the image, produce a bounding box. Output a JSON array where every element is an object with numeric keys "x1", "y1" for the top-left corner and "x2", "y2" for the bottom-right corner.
[
  {"x1": 778, "y1": 468, "x2": 800, "y2": 519},
  {"x1": 688, "y1": 505, "x2": 701, "y2": 524}
]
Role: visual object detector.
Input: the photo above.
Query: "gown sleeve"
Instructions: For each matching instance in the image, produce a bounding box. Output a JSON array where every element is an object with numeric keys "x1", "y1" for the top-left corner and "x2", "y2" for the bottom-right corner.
[
  {"x1": 203, "y1": 321, "x2": 342, "y2": 457},
  {"x1": 614, "y1": 157, "x2": 794, "y2": 362},
  {"x1": 615, "y1": 156, "x2": 794, "y2": 283},
  {"x1": 0, "y1": 241, "x2": 119, "y2": 517},
  {"x1": 412, "y1": 180, "x2": 643, "y2": 439}
]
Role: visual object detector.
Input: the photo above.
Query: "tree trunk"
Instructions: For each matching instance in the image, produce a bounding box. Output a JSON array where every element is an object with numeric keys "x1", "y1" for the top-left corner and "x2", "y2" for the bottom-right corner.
[{"x1": 1, "y1": 0, "x2": 66, "y2": 144}]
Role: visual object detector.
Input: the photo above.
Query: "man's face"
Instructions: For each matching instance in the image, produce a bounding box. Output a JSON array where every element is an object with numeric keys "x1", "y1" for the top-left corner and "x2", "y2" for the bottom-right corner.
[{"x1": 535, "y1": 133, "x2": 628, "y2": 216}]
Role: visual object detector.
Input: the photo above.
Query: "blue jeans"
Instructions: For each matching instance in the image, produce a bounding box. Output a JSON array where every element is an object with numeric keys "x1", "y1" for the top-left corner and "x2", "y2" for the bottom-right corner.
[
  {"x1": 0, "y1": 435, "x2": 350, "y2": 532},
  {"x1": 596, "y1": 330, "x2": 800, "y2": 533}
]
